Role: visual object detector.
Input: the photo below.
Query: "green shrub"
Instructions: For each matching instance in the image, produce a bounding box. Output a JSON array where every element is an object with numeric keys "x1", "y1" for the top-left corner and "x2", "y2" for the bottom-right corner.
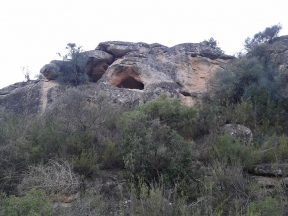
[
  {"x1": 138, "y1": 97, "x2": 198, "y2": 138},
  {"x1": 2, "y1": 189, "x2": 52, "y2": 216},
  {"x1": 212, "y1": 134, "x2": 259, "y2": 167},
  {"x1": 123, "y1": 183, "x2": 191, "y2": 216},
  {"x1": 100, "y1": 140, "x2": 123, "y2": 169},
  {"x1": 72, "y1": 150, "x2": 98, "y2": 177},
  {"x1": 213, "y1": 135, "x2": 245, "y2": 163},
  {"x1": 118, "y1": 98, "x2": 199, "y2": 185},
  {"x1": 56, "y1": 188, "x2": 111, "y2": 216},
  {"x1": 257, "y1": 135, "x2": 288, "y2": 163},
  {"x1": 208, "y1": 54, "x2": 288, "y2": 135},
  {"x1": 247, "y1": 197, "x2": 283, "y2": 216},
  {"x1": 24, "y1": 118, "x2": 65, "y2": 162},
  {"x1": 0, "y1": 113, "x2": 32, "y2": 193},
  {"x1": 197, "y1": 163, "x2": 258, "y2": 215}
]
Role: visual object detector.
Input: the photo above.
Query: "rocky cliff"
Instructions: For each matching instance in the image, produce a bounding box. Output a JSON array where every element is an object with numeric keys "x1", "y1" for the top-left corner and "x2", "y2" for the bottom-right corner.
[
  {"x1": 6, "y1": 35, "x2": 288, "y2": 115},
  {"x1": 1, "y1": 40, "x2": 235, "y2": 115}
]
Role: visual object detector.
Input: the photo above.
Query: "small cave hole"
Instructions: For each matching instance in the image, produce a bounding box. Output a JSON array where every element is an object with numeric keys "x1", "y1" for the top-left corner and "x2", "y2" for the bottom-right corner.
[
  {"x1": 116, "y1": 76, "x2": 144, "y2": 90},
  {"x1": 180, "y1": 91, "x2": 192, "y2": 97}
]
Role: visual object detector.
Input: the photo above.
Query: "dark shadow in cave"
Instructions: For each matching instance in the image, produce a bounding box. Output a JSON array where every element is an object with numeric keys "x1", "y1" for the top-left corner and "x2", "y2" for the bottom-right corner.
[{"x1": 116, "y1": 76, "x2": 144, "y2": 90}]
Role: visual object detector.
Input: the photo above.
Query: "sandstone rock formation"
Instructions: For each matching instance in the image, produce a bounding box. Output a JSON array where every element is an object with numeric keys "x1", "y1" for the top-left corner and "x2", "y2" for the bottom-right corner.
[
  {"x1": 4, "y1": 36, "x2": 288, "y2": 115},
  {"x1": 0, "y1": 40, "x2": 236, "y2": 115},
  {"x1": 266, "y1": 35, "x2": 288, "y2": 68},
  {"x1": 3, "y1": 36, "x2": 288, "y2": 115}
]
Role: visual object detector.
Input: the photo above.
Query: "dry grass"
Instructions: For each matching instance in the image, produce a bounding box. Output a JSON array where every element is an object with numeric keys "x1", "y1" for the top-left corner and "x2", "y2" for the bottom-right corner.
[{"x1": 18, "y1": 160, "x2": 80, "y2": 195}]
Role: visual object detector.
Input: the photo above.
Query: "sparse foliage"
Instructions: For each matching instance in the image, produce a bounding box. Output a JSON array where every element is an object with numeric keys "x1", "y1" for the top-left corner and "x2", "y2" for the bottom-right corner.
[
  {"x1": 202, "y1": 37, "x2": 224, "y2": 54},
  {"x1": 19, "y1": 160, "x2": 80, "y2": 195},
  {"x1": 245, "y1": 24, "x2": 282, "y2": 51},
  {"x1": 57, "y1": 43, "x2": 88, "y2": 85},
  {"x1": 22, "y1": 66, "x2": 31, "y2": 82}
]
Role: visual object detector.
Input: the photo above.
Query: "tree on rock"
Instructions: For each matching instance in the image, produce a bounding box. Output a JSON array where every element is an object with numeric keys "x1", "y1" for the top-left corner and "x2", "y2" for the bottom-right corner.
[{"x1": 57, "y1": 43, "x2": 88, "y2": 86}]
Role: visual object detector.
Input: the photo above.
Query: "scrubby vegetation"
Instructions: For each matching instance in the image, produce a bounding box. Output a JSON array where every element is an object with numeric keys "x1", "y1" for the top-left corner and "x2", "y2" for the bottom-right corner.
[
  {"x1": 56, "y1": 43, "x2": 88, "y2": 86},
  {"x1": 1, "y1": 25, "x2": 288, "y2": 215}
]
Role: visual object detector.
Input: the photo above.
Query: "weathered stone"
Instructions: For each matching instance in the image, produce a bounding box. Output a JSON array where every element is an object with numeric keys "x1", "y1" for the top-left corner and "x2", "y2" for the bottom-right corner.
[
  {"x1": 222, "y1": 124, "x2": 253, "y2": 145},
  {"x1": 96, "y1": 41, "x2": 150, "y2": 58},
  {"x1": 267, "y1": 35, "x2": 288, "y2": 66},
  {"x1": 3, "y1": 36, "x2": 288, "y2": 115},
  {"x1": 83, "y1": 50, "x2": 114, "y2": 82},
  {"x1": 0, "y1": 40, "x2": 234, "y2": 114},
  {"x1": 40, "y1": 62, "x2": 61, "y2": 80},
  {"x1": 249, "y1": 163, "x2": 288, "y2": 177},
  {"x1": 0, "y1": 80, "x2": 42, "y2": 115},
  {"x1": 252, "y1": 176, "x2": 288, "y2": 188}
]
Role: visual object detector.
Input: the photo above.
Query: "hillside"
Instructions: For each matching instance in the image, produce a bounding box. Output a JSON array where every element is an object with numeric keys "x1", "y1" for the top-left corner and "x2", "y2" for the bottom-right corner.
[{"x1": 1, "y1": 28, "x2": 288, "y2": 215}]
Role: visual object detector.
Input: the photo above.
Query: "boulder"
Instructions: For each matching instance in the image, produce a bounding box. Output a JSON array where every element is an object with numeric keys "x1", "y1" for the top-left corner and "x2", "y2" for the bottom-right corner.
[
  {"x1": 82, "y1": 50, "x2": 114, "y2": 82},
  {"x1": 252, "y1": 176, "x2": 288, "y2": 188},
  {"x1": 0, "y1": 80, "x2": 42, "y2": 115},
  {"x1": 40, "y1": 62, "x2": 61, "y2": 80},
  {"x1": 222, "y1": 124, "x2": 253, "y2": 145},
  {"x1": 96, "y1": 41, "x2": 151, "y2": 58},
  {"x1": 248, "y1": 163, "x2": 288, "y2": 177}
]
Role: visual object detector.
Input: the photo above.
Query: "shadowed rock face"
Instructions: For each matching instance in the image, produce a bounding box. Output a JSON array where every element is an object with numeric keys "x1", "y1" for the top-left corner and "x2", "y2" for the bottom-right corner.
[
  {"x1": 5, "y1": 35, "x2": 288, "y2": 114},
  {"x1": 109, "y1": 66, "x2": 144, "y2": 90},
  {"x1": 0, "y1": 81, "x2": 42, "y2": 115},
  {"x1": 1, "y1": 40, "x2": 237, "y2": 114}
]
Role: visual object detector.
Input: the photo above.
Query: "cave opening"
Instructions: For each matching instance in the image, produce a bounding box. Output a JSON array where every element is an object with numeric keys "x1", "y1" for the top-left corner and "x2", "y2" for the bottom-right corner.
[{"x1": 116, "y1": 76, "x2": 144, "y2": 90}]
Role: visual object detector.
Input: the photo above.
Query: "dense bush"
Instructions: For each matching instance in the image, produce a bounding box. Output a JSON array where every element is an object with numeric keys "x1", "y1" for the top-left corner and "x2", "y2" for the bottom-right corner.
[
  {"x1": 211, "y1": 134, "x2": 258, "y2": 167},
  {"x1": 208, "y1": 55, "x2": 288, "y2": 135},
  {"x1": 137, "y1": 96, "x2": 198, "y2": 138},
  {"x1": 119, "y1": 98, "x2": 199, "y2": 187},
  {"x1": 0, "y1": 113, "x2": 32, "y2": 193}
]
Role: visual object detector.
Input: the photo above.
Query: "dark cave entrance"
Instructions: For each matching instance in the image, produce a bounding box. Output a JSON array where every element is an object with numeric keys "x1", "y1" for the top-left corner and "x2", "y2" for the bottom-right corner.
[
  {"x1": 116, "y1": 76, "x2": 144, "y2": 90},
  {"x1": 110, "y1": 67, "x2": 145, "y2": 90}
]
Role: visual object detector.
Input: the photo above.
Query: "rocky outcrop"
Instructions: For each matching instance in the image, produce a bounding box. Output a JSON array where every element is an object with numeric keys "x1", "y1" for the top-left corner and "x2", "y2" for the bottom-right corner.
[
  {"x1": 93, "y1": 41, "x2": 232, "y2": 106},
  {"x1": 0, "y1": 80, "x2": 64, "y2": 115},
  {"x1": 221, "y1": 124, "x2": 253, "y2": 145},
  {"x1": 4, "y1": 36, "x2": 288, "y2": 115},
  {"x1": 267, "y1": 35, "x2": 288, "y2": 67},
  {"x1": 0, "y1": 81, "x2": 42, "y2": 115},
  {"x1": 1, "y1": 40, "x2": 234, "y2": 115},
  {"x1": 248, "y1": 163, "x2": 288, "y2": 177}
]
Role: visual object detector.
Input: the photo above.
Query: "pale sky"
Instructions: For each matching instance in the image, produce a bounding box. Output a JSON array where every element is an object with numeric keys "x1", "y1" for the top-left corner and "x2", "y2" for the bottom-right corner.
[{"x1": 0, "y1": 0, "x2": 287, "y2": 88}]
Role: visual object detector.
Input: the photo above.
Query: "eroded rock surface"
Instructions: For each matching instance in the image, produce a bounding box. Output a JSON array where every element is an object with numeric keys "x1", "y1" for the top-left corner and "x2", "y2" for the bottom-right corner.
[
  {"x1": 248, "y1": 163, "x2": 288, "y2": 177},
  {"x1": 222, "y1": 124, "x2": 253, "y2": 145},
  {"x1": 1, "y1": 40, "x2": 235, "y2": 114}
]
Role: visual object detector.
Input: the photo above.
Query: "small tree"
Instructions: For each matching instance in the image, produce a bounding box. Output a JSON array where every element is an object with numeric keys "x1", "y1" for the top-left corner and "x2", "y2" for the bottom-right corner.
[
  {"x1": 244, "y1": 24, "x2": 282, "y2": 51},
  {"x1": 58, "y1": 43, "x2": 83, "y2": 61},
  {"x1": 57, "y1": 43, "x2": 88, "y2": 86},
  {"x1": 202, "y1": 37, "x2": 224, "y2": 54},
  {"x1": 22, "y1": 66, "x2": 31, "y2": 82}
]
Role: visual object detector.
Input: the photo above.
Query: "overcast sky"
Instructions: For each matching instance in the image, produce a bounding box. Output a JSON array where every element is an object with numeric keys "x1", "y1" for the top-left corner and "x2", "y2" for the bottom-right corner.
[{"x1": 0, "y1": 0, "x2": 287, "y2": 88}]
